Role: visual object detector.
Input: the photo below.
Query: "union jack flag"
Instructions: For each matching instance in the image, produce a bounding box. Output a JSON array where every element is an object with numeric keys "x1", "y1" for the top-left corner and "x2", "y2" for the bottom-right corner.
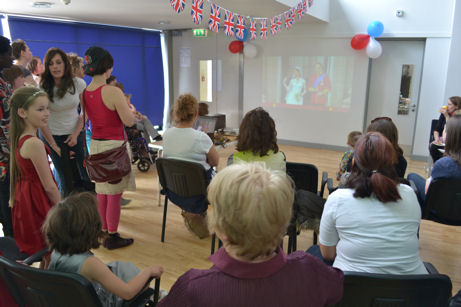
[
  {"x1": 235, "y1": 15, "x2": 246, "y2": 40},
  {"x1": 249, "y1": 18, "x2": 257, "y2": 40},
  {"x1": 223, "y1": 10, "x2": 234, "y2": 37},
  {"x1": 208, "y1": 3, "x2": 221, "y2": 33},
  {"x1": 270, "y1": 17, "x2": 277, "y2": 36},
  {"x1": 308, "y1": 0, "x2": 313, "y2": 8},
  {"x1": 191, "y1": 0, "x2": 204, "y2": 24},
  {"x1": 170, "y1": 0, "x2": 186, "y2": 14},
  {"x1": 303, "y1": 0, "x2": 308, "y2": 12},
  {"x1": 297, "y1": 2, "x2": 305, "y2": 19},
  {"x1": 284, "y1": 11, "x2": 293, "y2": 29},
  {"x1": 290, "y1": 7, "x2": 296, "y2": 25},
  {"x1": 276, "y1": 15, "x2": 282, "y2": 33},
  {"x1": 260, "y1": 18, "x2": 268, "y2": 40}
]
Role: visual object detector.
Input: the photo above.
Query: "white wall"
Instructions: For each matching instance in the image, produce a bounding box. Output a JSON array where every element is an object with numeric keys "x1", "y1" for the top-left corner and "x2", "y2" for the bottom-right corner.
[{"x1": 171, "y1": 0, "x2": 459, "y2": 156}]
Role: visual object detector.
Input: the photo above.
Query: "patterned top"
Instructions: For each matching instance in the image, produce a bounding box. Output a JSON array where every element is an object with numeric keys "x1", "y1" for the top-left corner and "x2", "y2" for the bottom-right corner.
[
  {"x1": 0, "y1": 76, "x2": 12, "y2": 182},
  {"x1": 337, "y1": 150, "x2": 353, "y2": 181}
]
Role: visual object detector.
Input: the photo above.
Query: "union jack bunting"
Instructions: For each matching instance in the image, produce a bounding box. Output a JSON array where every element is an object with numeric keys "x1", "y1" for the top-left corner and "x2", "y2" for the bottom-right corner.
[
  {"x1": 290, "y1": 7, "x2": 297, "y2": 25},
  {"x1": 297, "y1": 2, "x2": 305, "y2": 19},
  {"x1": 223, "y1": 10, "x2": 235, "y2": 37},
  {"x1": 208, "y1": 3, "x2": 221, "y2": 33},
  {"x1": 260, "y1": 18, "x2": 268, "y2": 40},
  {"x1": 170, "y1": 0, "x2": 186, "y2": 14},
  {"x1": 303, "y1": 0, "x2": 308, "y2": 12},
  {"x1": 284, "y1": 11, "x2": 293, "y2": 29},
  {"x1": 191, "y1": 0, "x2": 204, "y2": 24},
  {"x1": 235, "y1": 15, "x2": 246, "y2": 40},
  {"x1": 308, "y1": 0, "x2": 313, "y2": 8},
  {"x1": 270, "y1": 17, "x2": 278, "y2": 36},
  {"x1": 276, "y1": 15, "x2": 282, "y2": 33},
  {"x1": 249, "y1": 18, "x2": 257, "y2": 40}
]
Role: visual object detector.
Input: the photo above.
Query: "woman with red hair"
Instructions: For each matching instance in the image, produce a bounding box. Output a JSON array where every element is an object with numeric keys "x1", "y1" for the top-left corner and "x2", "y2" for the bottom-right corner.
[{"x1": 317, "y1": 132, "x2": 427, "y2": 274}]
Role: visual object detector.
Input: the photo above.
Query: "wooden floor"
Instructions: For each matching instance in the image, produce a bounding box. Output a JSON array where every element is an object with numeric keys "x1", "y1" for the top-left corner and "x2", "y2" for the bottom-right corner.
[{"x1": 3, "y1": 143, "x2": 461, "y2": 293}]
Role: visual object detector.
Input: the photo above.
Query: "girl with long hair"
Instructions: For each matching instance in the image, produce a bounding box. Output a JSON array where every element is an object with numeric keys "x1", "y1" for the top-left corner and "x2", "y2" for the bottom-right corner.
[{"x1": 9, "y1": 87, "x2": 60, "y2": 264}]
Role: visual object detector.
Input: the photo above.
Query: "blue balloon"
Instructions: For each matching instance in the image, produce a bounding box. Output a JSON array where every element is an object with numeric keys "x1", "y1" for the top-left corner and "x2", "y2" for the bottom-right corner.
[
  {"x1": 367, "y1": 21, "x2": 384, "y2": 37},
  {"x1": 236, "y1": 28, "x2": 248, "y2": 42}
]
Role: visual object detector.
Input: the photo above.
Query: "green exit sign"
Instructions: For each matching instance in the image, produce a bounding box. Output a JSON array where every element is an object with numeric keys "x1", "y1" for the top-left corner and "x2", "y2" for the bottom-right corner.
[{"x1": 193, "y1": 29, "x2": 208, "y2": 37}]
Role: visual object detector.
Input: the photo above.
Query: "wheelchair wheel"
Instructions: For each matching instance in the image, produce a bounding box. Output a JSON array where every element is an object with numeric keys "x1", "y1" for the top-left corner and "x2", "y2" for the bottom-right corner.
[{"x1": 137, "y1": 158, "x2": 151, "y2": 172}]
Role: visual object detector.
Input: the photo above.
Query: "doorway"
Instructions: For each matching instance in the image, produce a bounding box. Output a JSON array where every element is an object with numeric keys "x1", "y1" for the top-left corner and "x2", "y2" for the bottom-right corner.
[{"x1": 366, "y1": 40, "x2": 425, "y2": 155}]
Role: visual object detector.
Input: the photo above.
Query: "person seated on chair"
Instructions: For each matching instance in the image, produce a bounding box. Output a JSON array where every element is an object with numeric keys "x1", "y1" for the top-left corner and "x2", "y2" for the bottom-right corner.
[
  {"x1": 162, "y1": 93, "x2": 219, "y2": 239},
  {"x1": 198, "y1": 102, "x2": 209, "y2": 116},
  {"x1": 230, "y1": 107, "x2": 286, "y2": 172},
  {"x1": 314, "y1": 132, "x2": 427, "y2": 275},
  {"x1": 429, "y1": 96, "x2": 461, "y2": 163},
  {"x1": 408, "y1": 114, "x2": 461, "y2": 209},
  {"x1": 43, "y1": 192, "x2": 164, "y2": 306},
  {"x1": 158, "y1": 163, "x2": 344, "y2": 307}
]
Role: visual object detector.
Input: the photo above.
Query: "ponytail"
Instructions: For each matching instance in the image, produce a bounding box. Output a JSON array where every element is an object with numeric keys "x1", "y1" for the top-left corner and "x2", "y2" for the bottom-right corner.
[{"x1": 370, "y1": 172, "x2": 401, "y2": 203}]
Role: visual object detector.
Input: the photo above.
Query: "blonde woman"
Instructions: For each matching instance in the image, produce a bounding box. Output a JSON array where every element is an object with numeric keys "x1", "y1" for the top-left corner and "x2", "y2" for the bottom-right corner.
[{"x1": 158, "y1": 163, "x2": 344, "y2": 307}]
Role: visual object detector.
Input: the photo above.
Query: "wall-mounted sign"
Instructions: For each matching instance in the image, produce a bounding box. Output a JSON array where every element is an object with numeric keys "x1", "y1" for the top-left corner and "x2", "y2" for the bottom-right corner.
[{"x1": 193, "y1": 29, "x2": 208, "y2": 37}]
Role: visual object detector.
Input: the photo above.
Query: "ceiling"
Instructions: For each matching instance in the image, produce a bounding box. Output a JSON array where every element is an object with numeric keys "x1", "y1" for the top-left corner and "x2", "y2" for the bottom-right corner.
[{"x1": 0, "y1": 0, "x2": 321, "y2": 31}]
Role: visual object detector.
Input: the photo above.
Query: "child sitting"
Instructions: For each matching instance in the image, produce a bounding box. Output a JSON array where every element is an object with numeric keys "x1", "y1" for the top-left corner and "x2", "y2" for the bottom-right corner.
[
  {"x1": 43, "y1": 192, "x2": 163, "y2": 306},
  {"x1": 336, "y1": 131, "x2": 362, "y2": 183}
]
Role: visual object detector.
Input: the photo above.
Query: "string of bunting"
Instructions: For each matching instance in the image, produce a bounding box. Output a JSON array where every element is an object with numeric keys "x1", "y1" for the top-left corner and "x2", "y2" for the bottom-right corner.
[{"x1": 170, "y1": 0, "x2": 314, "y2": 40}]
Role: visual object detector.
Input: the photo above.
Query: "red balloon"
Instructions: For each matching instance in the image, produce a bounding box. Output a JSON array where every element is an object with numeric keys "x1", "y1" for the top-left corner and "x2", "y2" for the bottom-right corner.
[
  {"x1": 351, "y1": 34, "x2": 370, "y2": 50},
  {"x1": 229, "y1": 41, "x2": 244, "y2": 54}
]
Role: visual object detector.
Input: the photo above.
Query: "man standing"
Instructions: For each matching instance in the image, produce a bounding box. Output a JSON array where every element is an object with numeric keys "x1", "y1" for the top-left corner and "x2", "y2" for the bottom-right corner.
[
  {"x1": 11, "y1": 39, "x2": 36, "y2": 87},
  {"x1": 0, "y1": 35, "x2": 14, "y2": 237}
]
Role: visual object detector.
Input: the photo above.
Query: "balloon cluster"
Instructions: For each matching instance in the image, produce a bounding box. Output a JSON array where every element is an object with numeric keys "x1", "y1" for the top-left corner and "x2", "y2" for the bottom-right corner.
[
  {"x1": 228, "y1": 28, "x2": 258, "y2": 58},
  {"x1": 351, "y1": 21, "x2": 384, "y2": 59}
]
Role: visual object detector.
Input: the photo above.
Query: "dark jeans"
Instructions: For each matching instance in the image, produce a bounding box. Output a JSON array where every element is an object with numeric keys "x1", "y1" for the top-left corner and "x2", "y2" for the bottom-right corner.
[
  {"x1": 429, "y1": 143, "x2": 444, "y2": 163},
  {"x1": 306, "y1": 244, "x2": 334, "y2": 266},
  {"x1": 43, "y1": 132, "x2": 90, "y2": 197},
  {"x1": 407, "y1": 173, "x2": 426, "y2": 210},
  {"x1": 0, "y1": 173, "x2": 13, "y2": 237}
]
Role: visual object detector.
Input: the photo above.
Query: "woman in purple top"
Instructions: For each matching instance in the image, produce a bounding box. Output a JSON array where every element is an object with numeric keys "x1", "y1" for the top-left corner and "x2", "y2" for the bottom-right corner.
[{"x1": 158, "y1": 163, "x2": 344, "y2": 307}]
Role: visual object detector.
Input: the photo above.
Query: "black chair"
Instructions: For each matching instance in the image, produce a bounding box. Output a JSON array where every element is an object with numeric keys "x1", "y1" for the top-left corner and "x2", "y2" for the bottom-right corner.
[
  {"x1": 422, "y1": 178, "x2": 461, "y2": 226},
  {"x1": 333, "y1": 271, "x2": 452, "y2": 307},
  {"x1": 286, "y1": 162, "x2": 328, "y2": 251},
  {"x1": 0, "y1": 255, "x2": 159, "y2": 307},
  {"x1": 156, "y1": 158, "x2": 209, "y2": 242}
]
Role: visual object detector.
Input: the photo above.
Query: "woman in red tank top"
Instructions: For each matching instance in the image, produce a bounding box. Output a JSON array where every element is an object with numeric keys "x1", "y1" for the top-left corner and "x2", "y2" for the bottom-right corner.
[{"x1": 83, "y1": 47, "x2": 135, "y2": 250}]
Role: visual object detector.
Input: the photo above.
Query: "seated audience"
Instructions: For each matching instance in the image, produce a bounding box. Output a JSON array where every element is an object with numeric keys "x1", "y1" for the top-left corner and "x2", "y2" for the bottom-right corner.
[
  {"x1": 162, "y1": 93, "x2": 219, "y2": 239},
  {"x1": 337, "y1": 130, "x2": 362, "y2": 182},
  {"x1": 408, "y1": 113, "x2": 461, "y2": 208},
  {"x1": 27, "y1": 56, "x2": 43, "y2": 85},
  {"x1": 44, "y1": 192, "x2": 163, "y2": 306},
  {"x1": 158, "y1": 163, "x2": 344, "y2": 307},
  {"x1": 231, "y1": 107, "x2": 286, "y2": 172},
  {"x1": 317, "y1": 132, "x2": 427, "y2": 274},
  {"x1": 11, "y1": 39, "x2": 36, "y2": 87},
  {"x1": 1, "y1": 64, "x2": 25, "y2": 92},
  {"x1": 429, "y1": 96, "x2": 461, "y2": 163}
]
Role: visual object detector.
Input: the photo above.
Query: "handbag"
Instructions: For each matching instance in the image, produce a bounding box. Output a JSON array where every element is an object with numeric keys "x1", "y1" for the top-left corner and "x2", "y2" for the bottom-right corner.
[{"x1": 82, "y1": 90, "x2": 131, "y2": 184}]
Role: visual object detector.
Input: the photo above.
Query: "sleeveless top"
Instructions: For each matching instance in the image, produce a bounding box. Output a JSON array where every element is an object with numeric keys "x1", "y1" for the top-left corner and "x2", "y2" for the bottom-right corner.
[
  {"x1": 48, "y1": 250, "x2": 93, "y2": 274},
  {"x1": 83, "y1": 85, "x2": 124, "y2": 140}
]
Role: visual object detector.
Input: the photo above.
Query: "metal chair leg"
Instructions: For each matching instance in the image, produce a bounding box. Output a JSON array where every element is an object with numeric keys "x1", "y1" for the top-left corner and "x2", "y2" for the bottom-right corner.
[{"x1": 161, "y1": 197, "x2": 168, "y2": 242}]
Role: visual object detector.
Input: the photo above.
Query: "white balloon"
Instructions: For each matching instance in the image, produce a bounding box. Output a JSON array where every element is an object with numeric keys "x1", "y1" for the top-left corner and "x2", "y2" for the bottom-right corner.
[
  {"x1": 243, "y1": 43, "x2": 257, "y2": 58},
  {"x1": 366, "y1": 38, "x2": 382, "y2": 59}
]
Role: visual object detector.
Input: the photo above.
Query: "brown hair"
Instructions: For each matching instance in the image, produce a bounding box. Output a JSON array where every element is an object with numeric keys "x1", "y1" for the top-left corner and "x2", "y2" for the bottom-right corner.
[
  {"x1": 346, "y1": 132, "x2": 401, "y2": 203},
  {"x1": 114, "y1": 82, "x2": 125, "y2": 93},
  {"x1": 173, "y1": 94, "x2": 198, "y2": 122},
  {"x1": 11, "y1": 39, "x2": 26, "y2": 60},
  {"x1": 367, "y1": 117, "x2": 403, "y2": 156},
  {"x1": 27, "y1": 56, "x2": 41, "y2": 75},
  {"x1": 449, "y1": 96, "x2": 461, "y2": 111},
  {"x1": 198, "y1": 102, "x2": 209, "y2": 116},
  {"x1": 445, "y1": 114, "x2": 461, "y2": 167},
  {"x1": 43, "y1": 192, "x2": 104, "y2": 255},
  {"x1": 236, "y1": 107, "x2": 278, "y2": 156},
  {"x1": 2, "y1": 64, "x2": 23, "y2": 85},
  {"x1": 347, "y1": 131, "x2": 362, "y2": 148},
  {"x1": 40, "y1": 48, "x2": 75, "y2": 102},
  {"x1": 67, "y1": 53, "x2": 83, "y2": 71}
]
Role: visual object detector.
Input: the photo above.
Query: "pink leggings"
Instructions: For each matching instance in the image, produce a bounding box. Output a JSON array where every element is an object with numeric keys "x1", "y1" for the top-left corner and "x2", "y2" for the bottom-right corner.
[{"x1": 97, "y1": 193, "x2": 122, "y2": 233}]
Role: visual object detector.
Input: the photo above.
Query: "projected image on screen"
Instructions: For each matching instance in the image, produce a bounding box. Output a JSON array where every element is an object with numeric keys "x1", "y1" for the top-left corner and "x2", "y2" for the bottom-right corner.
[{"x1": 261, "y1": 56, "x2": 354, "y2": 112}]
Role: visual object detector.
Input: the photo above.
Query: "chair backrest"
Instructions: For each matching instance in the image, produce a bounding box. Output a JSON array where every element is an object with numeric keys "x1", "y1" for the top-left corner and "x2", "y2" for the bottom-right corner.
[
  {"x1": 333, "y1": 271, "x2": 452, "y2": 307},
  {"x1": 156, "y1": 158, "x2": 208, "y2": 198},
  {"x1": 429, "y1": 119, "x2": 439, "y2": 143},
  {"x1": 286, "y1": 162, "x2": 318, "y2": 193},
  {"x1": 424, "y1": 178, "x2": 461, "y2": 225},
  {"x1": 0, "y1": 255, "x2": 102, "y2": 307}
]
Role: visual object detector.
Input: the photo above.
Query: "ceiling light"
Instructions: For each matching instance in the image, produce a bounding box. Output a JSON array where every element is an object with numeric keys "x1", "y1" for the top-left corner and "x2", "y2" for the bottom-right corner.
[
  {"x1": 158, "y1": 21, "x2": 170, "y2": 25},
  {"x1": 32, "y1": 1, "x2": 54, "y2": 8}
]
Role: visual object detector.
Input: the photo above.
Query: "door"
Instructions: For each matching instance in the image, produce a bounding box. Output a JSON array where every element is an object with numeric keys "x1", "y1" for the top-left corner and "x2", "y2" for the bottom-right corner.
[{"x1": 366, "y1": 40, "x2": 425, "y2": 155}]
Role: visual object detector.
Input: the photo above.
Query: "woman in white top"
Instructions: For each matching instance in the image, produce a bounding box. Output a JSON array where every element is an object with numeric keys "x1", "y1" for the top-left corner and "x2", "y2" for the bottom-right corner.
[
  {"x1": 162, "y1": 93, "x2": 219, "y2": 239},
  {"x1": 318, "y1": 132, "x2": 427, "y2": 275},
  {"x1": 40, "y1": 48, "x2": 90, "y2": 197}
]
